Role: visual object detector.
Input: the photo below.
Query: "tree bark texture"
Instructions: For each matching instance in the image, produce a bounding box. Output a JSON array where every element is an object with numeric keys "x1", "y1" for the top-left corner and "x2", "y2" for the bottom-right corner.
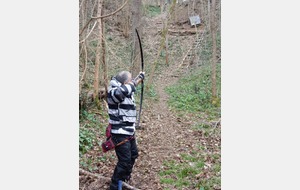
[
  {"x1": 93, "y1": 0, "x2": 103, "y2": 100},
  {"x1": 101, "y1": 19, "x2": 108, "y2": 95},
  {"x1": 131, "y1": 0, "x2": 142, "y2": 77}
]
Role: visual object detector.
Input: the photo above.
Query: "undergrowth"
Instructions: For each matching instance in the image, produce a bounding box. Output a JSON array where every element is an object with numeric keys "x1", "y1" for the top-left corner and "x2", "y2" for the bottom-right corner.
[
  {"x1": 159, "y1": 148, "x2": 221, "y2": 190},
  {"x1": 135, "y1": 82, "x2": 159, "y2": 104},
  {"x1": 144, "y1": 5, "x2": 161, "y2": 17},
  {"x1": 162, "y1": 64, "x2": 221, "y2": 189},
  {"x1": 159, "y1": 123, "x2": 221, "y2": 189},
  {"x1": 166, "y1": 63, "x2": 221, "y2": 120},
  {"x1": 79, "y1": 108, "x2": 108, "y2": 170}
]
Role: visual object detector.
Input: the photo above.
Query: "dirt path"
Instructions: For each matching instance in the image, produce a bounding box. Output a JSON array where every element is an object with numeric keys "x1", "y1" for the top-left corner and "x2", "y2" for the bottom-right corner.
[{"x1": 130, "y1": 57, "x2": 191, "y2": 189}]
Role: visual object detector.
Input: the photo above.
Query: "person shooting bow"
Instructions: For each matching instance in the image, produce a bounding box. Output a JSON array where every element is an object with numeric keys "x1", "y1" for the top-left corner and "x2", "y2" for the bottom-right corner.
[{"x1": 106, "y1": 70, "x2": 145, "y2": 190}]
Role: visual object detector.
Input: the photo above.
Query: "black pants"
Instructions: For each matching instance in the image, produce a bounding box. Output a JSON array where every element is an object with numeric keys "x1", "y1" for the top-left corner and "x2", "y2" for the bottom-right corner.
[{"x1": 110, "y1": 134, "x2": 138, "y2": 190}]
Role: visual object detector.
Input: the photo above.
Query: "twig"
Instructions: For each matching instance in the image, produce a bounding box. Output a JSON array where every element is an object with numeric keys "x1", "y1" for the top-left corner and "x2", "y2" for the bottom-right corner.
[
  {"x1": 209, "y1": 118, "x2": 221, "y2": 136},
  {"x1": 79, "y1": 21, "x2": 98, "y2": 43},
  {"x1": 214, "y1": 118, "x2": 221, "y2": 128},
  {"x1": 80, "y1": 123, "x2": 87, "y2": 128},
  {"x1": 79, "y1": 169, "x2": 141, "y2": 190},
  {"x1": 120, "y1": 180, "x2": 141, "y2": 190}
]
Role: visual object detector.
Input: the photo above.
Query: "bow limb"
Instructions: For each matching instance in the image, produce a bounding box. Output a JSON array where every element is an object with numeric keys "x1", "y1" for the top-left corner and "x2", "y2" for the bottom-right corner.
[{"x1": 135, "y1": 29, "x2": 144, "y2": 128}]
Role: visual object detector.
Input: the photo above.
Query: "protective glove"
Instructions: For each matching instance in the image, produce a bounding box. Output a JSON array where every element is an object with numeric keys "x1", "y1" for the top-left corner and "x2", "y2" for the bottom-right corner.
[
  {"x1": 132, "y1": 71, "x2": 145, "y2": 86},
  {"x1": 137, "y1": 72, "x2": 145, "y2": 80}
]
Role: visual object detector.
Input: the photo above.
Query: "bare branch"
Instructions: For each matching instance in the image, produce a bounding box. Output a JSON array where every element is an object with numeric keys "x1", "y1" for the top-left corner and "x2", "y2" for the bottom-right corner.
[
  {"x1": 91, "y1": 0, "x2": 129, "y2": 19},
  {"x1": 79, "y1": 168, "x2": 110, "y2": 180},
  {"x1": 79, "y1": 169, "x2": 141, "y2": 190},
  {"x1": 79, "y1": 21, "x2": 98, "y2": 43},
  {"x1": 214, "y1": 118, "x2": 221, "y2": 128},
  {"x1": 80, "y1": 0, "x2": 129, "y2": 36}
]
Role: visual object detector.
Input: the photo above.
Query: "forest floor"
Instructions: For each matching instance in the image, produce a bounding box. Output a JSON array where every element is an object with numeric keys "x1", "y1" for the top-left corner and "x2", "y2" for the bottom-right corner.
[{"x1": 79, "y1": 10, "x2": 221, "y2": 190}]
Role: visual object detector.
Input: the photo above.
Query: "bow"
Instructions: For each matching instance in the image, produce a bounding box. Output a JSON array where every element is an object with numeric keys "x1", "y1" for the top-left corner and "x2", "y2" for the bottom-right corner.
[{"x1": 135, "y1": 29, "x2": 144, "y2": 129}]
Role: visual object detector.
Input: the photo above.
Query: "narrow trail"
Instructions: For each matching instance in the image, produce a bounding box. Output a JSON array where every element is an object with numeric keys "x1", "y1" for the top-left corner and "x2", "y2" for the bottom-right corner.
[
  {"x1": 127, "y1": 12, "x2": 199, "y2": 190},
  {"x1": 130, "y1": 58, "x2": 193, "y2": 189}
]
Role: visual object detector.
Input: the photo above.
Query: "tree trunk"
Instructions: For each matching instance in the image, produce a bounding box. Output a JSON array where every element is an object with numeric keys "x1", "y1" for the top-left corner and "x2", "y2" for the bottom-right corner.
[
  {"x1": 210, "y1": 0, "x2": 217, "y2": 98},
  {"x1": 93, "y1": 0, "x2": 103, "y2": 100},
  {"x1": 207, "y1": 0, "x2": 211, "y2": 29},
  {"x1": 121, "y1": 0, "x2": 130, "y2": 38},
  {"x1": 79, "y1": 41, "x2": 88, "y2": 94},
  {"x1": 199, "y1": 0, "x2": 204, "y2": 22},
  {"x1": 79, "y1": 0, "x2": 88, "y2": 94},
  {"x1": 174, "y1": 0, "x2": 177, "y2": 25},
  {"x1": 131, "y1": 0, "x2": 142, "y2": 77},
  {"x1": 101, "y1": 19, "x2": 108, "y2": 96}
]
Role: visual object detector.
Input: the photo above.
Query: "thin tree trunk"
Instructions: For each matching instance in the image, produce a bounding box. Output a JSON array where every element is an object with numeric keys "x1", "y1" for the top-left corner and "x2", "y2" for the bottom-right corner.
[
  {"x1": 210, "y1": 0, "x2": 217, "y2": 98},
  {"x1": 79, "y1": 0, "x2": 88, "y2": 94},
  {"x1": 199, "y1": 0, "x2": 204, "y2": 21},
  {"x1": 93, "y1": 0, "x2": 103, "y2": 100},
  {"x1": 101, "y1": 20, "x2": 108, "y2": 96},
  {"x1": 80, "y1": 41, "x2": 88, "y2": 94},
  {"x1": 174, "y1": 1, "x2": 177, "y2": 25},
  {"x1": 120, "y1": 0, "x2": 130, "y2": 38},
  {"x1": 124, "y1": 0, "x2": 130, "y2": 38},
  {"x1": 207, "y1": 0, "x2": 211, "y2": 29},
  {"x1": 131, "y1": 0, "x2": 142, "y2": 77}
]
